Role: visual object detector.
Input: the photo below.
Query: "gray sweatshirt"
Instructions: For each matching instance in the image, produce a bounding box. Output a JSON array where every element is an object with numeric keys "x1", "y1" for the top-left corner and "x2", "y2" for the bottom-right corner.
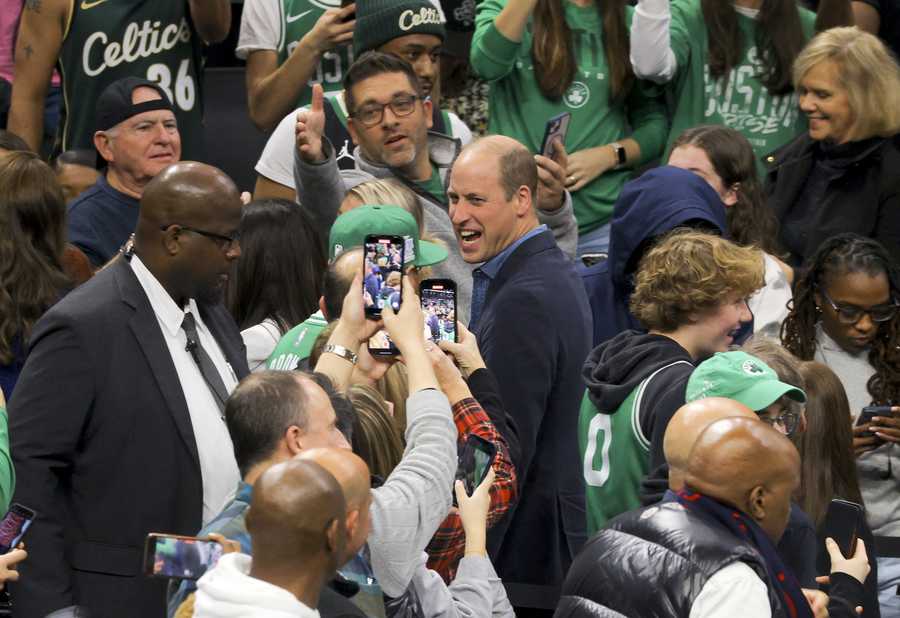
[
  {"x1": 370, "y1": 388, "x2": 458, "y2": 597},
  {"x1": 815, "y1": 325, "x2": 900, "y2": 536},
  {"x1": 294, "y1": 132, "x2": 580, "y2": 323},
  {"x1": 409, "y1": 552, "x2": 515, "y2": 618}
]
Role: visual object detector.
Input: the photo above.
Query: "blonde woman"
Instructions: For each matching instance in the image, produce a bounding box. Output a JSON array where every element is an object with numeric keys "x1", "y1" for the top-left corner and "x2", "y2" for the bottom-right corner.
[{"x1": 766, "y1": 27, "x2": 900, "y2": 267}]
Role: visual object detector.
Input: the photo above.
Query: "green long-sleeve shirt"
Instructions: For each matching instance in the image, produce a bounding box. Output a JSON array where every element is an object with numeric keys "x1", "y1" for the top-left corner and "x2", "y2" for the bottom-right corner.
[
  {"x1": 663, "y1": 0, "x2": 816, "y2": 172},
  {"x1": 0, "y1": 407, "x2": 14, "y2": 513},
  {"x1": 471, "y1": 0, "x2": 668, "y2": 234}
]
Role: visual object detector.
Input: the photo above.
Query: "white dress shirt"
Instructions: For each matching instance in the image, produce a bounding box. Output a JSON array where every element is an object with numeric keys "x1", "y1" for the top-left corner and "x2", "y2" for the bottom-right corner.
[
  {"x1": 130, "y1": 256, "x2": 240, "y2": 525},
  {"x1": 690, "y1": 561, "x2": 772, "y2": 618}
]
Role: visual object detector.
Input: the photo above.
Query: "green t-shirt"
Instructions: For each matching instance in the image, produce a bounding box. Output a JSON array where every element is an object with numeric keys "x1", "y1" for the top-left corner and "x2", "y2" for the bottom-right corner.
[
  {"x1": 266, "y1": 311, "x2": 328, "y2": 370},
  {"x1": 665, "y1": 0, "x2": 817, "y2": 171},
  {"x1": 279, "y1": 0, "x2": 355, "y2": 109},
  {"x1": 471, "y1": 1, "x2": 668, "y2": 234},
  {"x1": 412, "y1": 163, "x2": 446, "y2": 204}
]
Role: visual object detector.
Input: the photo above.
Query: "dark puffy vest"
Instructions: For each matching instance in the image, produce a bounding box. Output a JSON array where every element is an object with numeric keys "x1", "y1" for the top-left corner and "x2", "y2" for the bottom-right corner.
[{"x1": 561, "y1": 502, "x2": 790, "y2": 618}]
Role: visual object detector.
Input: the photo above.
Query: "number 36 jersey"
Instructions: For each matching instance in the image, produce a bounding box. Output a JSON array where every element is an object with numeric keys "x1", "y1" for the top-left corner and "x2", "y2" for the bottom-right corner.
[{"x1": 58, "y1": 0, "x2": 205, "y2": 158}]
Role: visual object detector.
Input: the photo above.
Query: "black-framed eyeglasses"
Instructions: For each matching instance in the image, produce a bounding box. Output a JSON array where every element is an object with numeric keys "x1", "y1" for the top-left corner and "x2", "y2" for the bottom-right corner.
[
  {"x1": 820, "y1": 289, "x2": 899, "y2": 325},
  {"x1": 160, "y1": 224, "x2": 240, "y2": 251},
  {"x1": 759, "y1": 409, "x2": 800, "y2": 437},
  {"x1": 351, "y1": 93, "x2": 422, "y2": 127}
]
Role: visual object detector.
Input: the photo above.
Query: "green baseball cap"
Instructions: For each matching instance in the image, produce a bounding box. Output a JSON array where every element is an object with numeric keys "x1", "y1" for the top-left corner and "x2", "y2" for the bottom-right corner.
[
  {"x1": 328, "y1": 204, "x2": 448, "y2": 267},
  {"x1": 686, "y1": 351, "x2": 807, "y2": 411}
]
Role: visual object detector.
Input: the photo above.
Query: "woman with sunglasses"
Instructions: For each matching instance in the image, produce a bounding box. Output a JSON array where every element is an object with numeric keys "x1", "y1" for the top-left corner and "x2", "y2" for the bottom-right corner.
[{"x1": 782, "y1": 232, "x2": 900, "y2": 613}]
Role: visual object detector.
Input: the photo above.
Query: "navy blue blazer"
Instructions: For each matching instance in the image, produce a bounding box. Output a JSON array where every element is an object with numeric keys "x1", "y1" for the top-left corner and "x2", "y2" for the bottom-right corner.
[
  {"x1": 8, "y1": 257, "x2": 249, "y2": 618},
  {"x1": 475, "y1": 229, "x2": 592, "y2": 594}
]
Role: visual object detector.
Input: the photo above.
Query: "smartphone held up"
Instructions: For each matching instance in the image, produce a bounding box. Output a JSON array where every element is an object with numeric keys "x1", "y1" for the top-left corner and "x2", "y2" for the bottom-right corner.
[
  {"x1": 420, "y1": 279, "x2": 457, "y2": 343},
  {"x1": 143, "y1": 533, "x2": 225, "y2": 581}
]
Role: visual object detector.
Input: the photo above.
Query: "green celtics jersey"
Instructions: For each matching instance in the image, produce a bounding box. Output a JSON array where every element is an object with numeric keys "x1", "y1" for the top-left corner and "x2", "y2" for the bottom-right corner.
[
  {"x1": 58, "y1": 0, "x2": 205, "y2": 158},
  {"x1": 579, "y1": 360, "x2": 689, "y2": 534},
  {"x1": 266, "y1": 311, "x2": 328, "y2": 370},
  {"x1": 278, "y1": 0, "x2": 354, "y2": 109},
  {"x1": 665, "y1": 0, "x2": 816, "y2": 172}
]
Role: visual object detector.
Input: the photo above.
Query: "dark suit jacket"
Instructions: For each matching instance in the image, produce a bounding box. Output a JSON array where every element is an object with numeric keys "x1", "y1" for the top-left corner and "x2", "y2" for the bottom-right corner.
[
  {"x1": 475, "y1": 229, "x2": 592, "y2": 594},
  {"x1": 8, "y1": 257, "x2": 249, "y2": 618}
]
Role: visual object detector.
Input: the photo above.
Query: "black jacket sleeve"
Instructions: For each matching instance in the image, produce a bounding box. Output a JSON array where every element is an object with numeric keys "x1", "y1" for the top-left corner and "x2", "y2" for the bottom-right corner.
[
  {"x1": 637, "y1": 365, "x2": 692, "y2": 472},
  {"x1": 827, "y1": 572, "x2": 867, "y2": 618},
  {"x1": 466, "y1": 368, "x2": 521, "y2": 472}
]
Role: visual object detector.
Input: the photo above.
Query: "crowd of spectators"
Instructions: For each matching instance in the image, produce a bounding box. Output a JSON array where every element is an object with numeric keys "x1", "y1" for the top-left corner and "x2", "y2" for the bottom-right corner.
[{"x1": 0, "y1": 0, "x2": 899, "y2": 616}]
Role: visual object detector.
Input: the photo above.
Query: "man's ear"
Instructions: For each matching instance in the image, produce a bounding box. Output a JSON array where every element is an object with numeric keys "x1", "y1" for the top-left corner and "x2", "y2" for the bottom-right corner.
[
  {"x1": 284, "y1": 425, "x2": 304, "y2": 456},
  {"x1": 747, "y1": 485, "x2": 767, "y2": 522},
  {"x1": 347, "y1": 118, "x2": 360, "y2": 147},
  {"x1": 344, "y1": 508, "x2": 360, "y2": 538},
  {"x1": 423, "y1": 97, "x2": 434, "y2": 130},
  {"x1": 94, "y1": 131, "x2": 114, "y2": 164},
  {"x1": 318, "y1": 296, "x2": 328, "y2": 320},
  {"x1": 160, "y1": 225, "x2": 181, "y2": 256},
  {"x1": 514, "y1": 185, "x2": 533, "y2": 217},
  {"x1": 324, "y1": 518, "x2": 342, "y2": 554}
]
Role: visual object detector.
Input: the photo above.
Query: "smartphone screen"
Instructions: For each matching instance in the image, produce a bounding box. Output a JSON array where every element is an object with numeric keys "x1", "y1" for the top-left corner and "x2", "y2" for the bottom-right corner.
[
  {"x1": 364, "y1": 235, "x2": 405, "y2": 320},
  {"x1": 457, "y1": 434, "x2": 497, "y2": 497},
  {"x1": 420, "y1": 279, "x2": 457, "y2": 343},
  {"x1": 368, "y1": 328, "x2": 399, "y2": 357},
  {"x1": 822, "y1": 499, "x2": 863, "y2": 558},
  {"x1": 540, "y1": 112, "x2": 571, "y2": 159},
  {"x1": 0, "y1": 504, "x2": 35, "y2": 554},
  {"x1": 144, "y1": 534, "x2": 224, "y2": 580}
]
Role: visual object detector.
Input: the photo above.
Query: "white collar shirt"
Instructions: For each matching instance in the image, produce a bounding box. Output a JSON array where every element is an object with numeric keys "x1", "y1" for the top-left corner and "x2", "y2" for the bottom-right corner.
[{"x1": 130, "y1": 255, "x2": 240, "y2": 525}]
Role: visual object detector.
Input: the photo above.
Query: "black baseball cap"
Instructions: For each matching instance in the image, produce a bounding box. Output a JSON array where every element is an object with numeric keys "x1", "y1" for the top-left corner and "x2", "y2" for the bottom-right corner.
[{"x1": 94, "y1": 77, "x2": 175, "y2": 168}]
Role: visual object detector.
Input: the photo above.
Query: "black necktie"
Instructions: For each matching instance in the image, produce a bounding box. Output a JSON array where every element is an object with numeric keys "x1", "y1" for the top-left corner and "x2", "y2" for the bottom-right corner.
[{"x1": 181, "y1": 312, "x2": 229, "y2": 414}]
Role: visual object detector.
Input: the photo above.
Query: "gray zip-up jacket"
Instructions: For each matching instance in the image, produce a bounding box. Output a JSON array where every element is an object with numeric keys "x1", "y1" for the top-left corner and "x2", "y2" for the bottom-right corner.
[{"x1": 294, "y1": 132, "x2": 579, "y2": 323}]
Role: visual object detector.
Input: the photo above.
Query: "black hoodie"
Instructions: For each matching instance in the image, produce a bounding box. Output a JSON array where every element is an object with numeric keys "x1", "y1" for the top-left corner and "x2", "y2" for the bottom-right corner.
[{"x1": 583, "y1": 330, "x2": 694, "y2": 472}]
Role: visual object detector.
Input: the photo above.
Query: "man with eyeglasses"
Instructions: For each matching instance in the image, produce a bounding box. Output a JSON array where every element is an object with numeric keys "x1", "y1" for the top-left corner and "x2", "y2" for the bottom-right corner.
[
  {"x1": 68, "y1": 77, "x2": 184, "y2": 269},
  {"x1": 8, "y1": 161, "x2": 248, "y2": 618},
  {"x1": 253, "y1": 0, "x2": 471, "y2": 202},
  {"x1": 294, "y1": 51, "x2": 577, "y2": 321}
]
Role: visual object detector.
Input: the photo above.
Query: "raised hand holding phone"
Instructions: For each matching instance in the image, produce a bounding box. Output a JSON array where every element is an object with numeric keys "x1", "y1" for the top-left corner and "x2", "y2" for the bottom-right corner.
[
  {"x1": 455, "y1": 467, "x2": 496, "y2": 558},
  {"x1": 438, "y1": 322, "x2": 486, "y2": 379},
  {"x1": 295, "y1": 83, "x2": 327, "y2": 163}
]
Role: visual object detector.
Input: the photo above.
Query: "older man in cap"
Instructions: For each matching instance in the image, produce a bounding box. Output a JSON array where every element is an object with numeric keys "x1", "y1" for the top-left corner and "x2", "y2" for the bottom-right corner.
[{"x1": 67, "y1": 76, "x2": 182, "y2": 268}]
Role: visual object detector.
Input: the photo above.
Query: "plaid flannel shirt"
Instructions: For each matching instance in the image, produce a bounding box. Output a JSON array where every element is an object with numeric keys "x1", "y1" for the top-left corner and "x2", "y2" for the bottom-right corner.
[{"x1": 424, "y1": 396, "x2": 517, "y2": 582}]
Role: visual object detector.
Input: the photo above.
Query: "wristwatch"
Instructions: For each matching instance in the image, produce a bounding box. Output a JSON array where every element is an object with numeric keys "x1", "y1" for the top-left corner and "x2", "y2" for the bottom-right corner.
[
  {"x1": 323, "y1": 344, "x2": 358, "y2": 365},
  {"x1": 610, "y1": 142, "x2": 627, "y2": 170}
]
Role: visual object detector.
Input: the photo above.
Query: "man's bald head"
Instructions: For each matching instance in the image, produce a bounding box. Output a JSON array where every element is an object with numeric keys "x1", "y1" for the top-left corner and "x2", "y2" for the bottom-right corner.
[
  {"x1": 664, "y1": 397, "x2": 757, "y2": 490},
  {"x1": 456, "y1": 135, "x2": 537, "y2": 200},
  {"x1": 297, "y1": 447, "x2": 371, "y2": 509},
  {"x1": 139, "y1": 161, "x2": 240, "y2": 228},
  {"x1": 133, "y1": 162, "x2": 242, "y2": 305},
  {"x1": 246, "y1": 459, "x2": 346, "y2": 571},
  {"x1": 686, "y1": 417, "x2": 800, "y2": 542},
  {"x1": 297, "y1": 448, "x2": 373, "y2": 560}
]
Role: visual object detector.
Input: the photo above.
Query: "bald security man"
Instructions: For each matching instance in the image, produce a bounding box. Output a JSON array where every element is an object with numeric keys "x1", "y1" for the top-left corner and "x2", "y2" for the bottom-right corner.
[
  {"x1": 448, "y1": 135, "x2": 591, "y2": 607},
  {"x1": 562, "y1": 416, "x2": 819, "y2": 618},
  {"x1": 9, "y1": 162, "x2": 249, "y2": 618},
  {"x1": 663, "y1": 397, "x2": 758, "y2": 492},
  {"x1": 194, "y1": 459, "x2": 348, "y2": 616}
]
